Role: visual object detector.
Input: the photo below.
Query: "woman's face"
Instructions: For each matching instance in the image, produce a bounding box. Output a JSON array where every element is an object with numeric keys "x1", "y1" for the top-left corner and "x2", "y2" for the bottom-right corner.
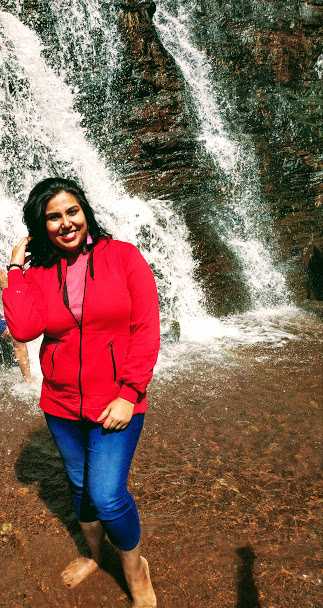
[{"x1": 45, "y1": 191, "x2": 88, "y2": 253}]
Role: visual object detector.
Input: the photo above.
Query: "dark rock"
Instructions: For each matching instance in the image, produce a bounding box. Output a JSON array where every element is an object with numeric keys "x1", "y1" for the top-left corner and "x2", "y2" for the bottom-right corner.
[
  {"x1": 303, "y1": 239, "x2": 323, "y2": 299},
  {"x1": 301, "y1": 299, "x2": 323, "y2": 319},
  {"x1": 0, "y1": 338, "x2": 16, "y2": 368},
  {"x1": 115, "y1": 1, "x2": 156, "y2": 18},
  {"x1": 161, "y1": 320, "x2": 181, "y2": 343}
]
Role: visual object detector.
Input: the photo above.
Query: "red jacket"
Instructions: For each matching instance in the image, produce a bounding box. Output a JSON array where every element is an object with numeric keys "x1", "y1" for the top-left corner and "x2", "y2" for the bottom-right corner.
[{"x1": 3, "y1": 238, "x2": 160, "y2": 421}]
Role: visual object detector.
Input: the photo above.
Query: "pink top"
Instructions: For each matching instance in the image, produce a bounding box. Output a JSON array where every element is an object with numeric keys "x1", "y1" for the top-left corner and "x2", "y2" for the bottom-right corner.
[{"x1": 66, "y1": 235, "x2": 92, "y2": 322}]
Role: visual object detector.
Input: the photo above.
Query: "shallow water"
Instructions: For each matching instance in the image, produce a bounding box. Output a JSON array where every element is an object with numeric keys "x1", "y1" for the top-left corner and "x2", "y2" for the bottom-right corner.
[{"x1": 0, "y1": 306, "x2": 321, "y2": 409}]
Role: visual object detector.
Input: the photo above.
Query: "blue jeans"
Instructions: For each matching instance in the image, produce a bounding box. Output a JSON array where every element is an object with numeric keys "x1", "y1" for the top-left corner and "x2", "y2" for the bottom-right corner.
[{"x1": 45, "y1": 413, "x2": 144, "y2": 551}]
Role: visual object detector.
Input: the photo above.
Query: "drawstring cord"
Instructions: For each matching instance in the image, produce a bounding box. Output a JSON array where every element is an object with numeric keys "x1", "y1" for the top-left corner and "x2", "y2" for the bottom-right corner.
[
  {"x1": 89, "y1": 248, "x2": 94, "y2": 279},
  {"x1": 56, "y1": 241, "x2": 95, "y2": 294},
  {"x1": 57, "y1": 259, "x2": 62, "y2": 289}
]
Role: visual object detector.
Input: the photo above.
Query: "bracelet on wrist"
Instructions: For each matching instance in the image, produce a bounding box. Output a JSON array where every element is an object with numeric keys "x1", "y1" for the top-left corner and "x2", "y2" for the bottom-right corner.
[{"x1": 6, "y1": 263, "x2": 24, "y2": 271}]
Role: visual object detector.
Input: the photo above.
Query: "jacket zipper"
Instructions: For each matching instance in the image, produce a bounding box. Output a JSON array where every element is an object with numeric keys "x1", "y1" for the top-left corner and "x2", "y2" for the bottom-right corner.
[
  {"x1": 78, "y1": 260, "x2": 89, "y2": 419},
  {"x1": 61, "y1": 260, "x2": 89, "y2": 419},
  {"x1": 109, "y1": 341, "x2": 117, "y2": 383}
]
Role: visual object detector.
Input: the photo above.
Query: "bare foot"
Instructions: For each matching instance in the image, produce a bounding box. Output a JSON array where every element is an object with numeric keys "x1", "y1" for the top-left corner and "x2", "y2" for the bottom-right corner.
[
  {"x1": 131, "y1": 557, "x2": 157, "y2": 608},
  {"x1": 61, "y1": 557, "x2": 98, "y2": 589}
]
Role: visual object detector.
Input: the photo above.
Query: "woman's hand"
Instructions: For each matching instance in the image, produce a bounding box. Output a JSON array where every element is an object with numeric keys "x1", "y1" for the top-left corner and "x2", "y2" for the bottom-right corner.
[
  {"x1": 10, "y1": 236, "x2": 31, "y2": 267},
  {"x1": 97, "y1": 397, "x2": 135, "y2": 430}
]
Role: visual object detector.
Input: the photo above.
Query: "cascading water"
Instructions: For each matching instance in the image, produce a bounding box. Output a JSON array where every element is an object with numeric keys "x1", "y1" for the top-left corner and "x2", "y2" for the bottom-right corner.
[
  {"x1": 46, "y1": 0, "x2": 122, "y2": 152},
  {"x1": 0, "y1": 10, "x2": 205, "y2": 338},
  {"x1": 154, "y1": 1, "x2": 290, "y2": 309},
  {"x1": 50, "y1": 0, "x2": 119, "y2": 78}
]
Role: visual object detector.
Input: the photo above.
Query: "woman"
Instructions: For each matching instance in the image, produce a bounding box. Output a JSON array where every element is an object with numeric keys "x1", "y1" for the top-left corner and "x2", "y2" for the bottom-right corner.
[{"x1": 3, "y1": 177, "x2": 160, "y2": 607}]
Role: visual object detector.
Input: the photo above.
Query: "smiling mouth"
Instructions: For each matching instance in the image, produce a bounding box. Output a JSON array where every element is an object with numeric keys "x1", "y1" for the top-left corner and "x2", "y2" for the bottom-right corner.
[{"x1": 59, "y1": 230, "x2": 78, "y2": 240}]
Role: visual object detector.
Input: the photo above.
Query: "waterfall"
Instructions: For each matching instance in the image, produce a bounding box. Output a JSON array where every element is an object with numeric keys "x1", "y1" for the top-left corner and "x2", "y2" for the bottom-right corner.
[
  {"x1": 0, "y1": 3, "x2": 298, "y2": 371},
  {"x1": 154, "y1": 2, "x2": 290, "y2": 309},
  {"x1": 0, "y1": 10, "x2": 205, "y2": 335}
]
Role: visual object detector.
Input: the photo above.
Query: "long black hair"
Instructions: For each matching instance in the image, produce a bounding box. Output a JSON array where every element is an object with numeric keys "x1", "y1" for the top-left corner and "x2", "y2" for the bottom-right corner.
[{"x1": 23, "y1": 177, "x2": 110, "y2": 267}]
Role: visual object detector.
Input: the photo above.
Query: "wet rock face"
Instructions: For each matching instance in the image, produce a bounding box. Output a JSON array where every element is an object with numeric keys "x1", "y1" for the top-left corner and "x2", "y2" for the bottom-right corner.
[
  {"x1": 112, "y1": 0, "x2": 248, "y2": 314},
  {"x1": 1, "y1": 0, "x2": 246, "y2": 314},
  {"x1": 71, "y1": 0, "x2": 323, "y2": 309},
  {"x1": 247, "y1": 19, "x2": 322, "y2": 303},
  {"x1": 116, "y1": 0, "x2": 157, "y2": 17},
  {"x1": 113, "y1": 0, "x2": 201, "y2": 199},
  {"x1": 111, "y1": 0, "x2": 323, "y2": 308}
]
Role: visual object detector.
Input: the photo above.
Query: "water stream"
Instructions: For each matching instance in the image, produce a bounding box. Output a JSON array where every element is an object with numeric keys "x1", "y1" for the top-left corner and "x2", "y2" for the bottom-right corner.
[{"x1": 154, "y1": 1, "x2": 290, "y2": 309}]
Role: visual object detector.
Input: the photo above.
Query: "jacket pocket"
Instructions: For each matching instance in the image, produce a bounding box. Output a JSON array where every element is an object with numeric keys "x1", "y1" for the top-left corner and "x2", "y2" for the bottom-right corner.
[
  {"x1": 49, "y1": 343, "x2": 59, "y2": 378},
  {"x1": 108, "y1": 341, "x2": 117, "y2": 383},
  {"x1": 40, "y1": 341, "x2": 59, "y2": 379}
]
